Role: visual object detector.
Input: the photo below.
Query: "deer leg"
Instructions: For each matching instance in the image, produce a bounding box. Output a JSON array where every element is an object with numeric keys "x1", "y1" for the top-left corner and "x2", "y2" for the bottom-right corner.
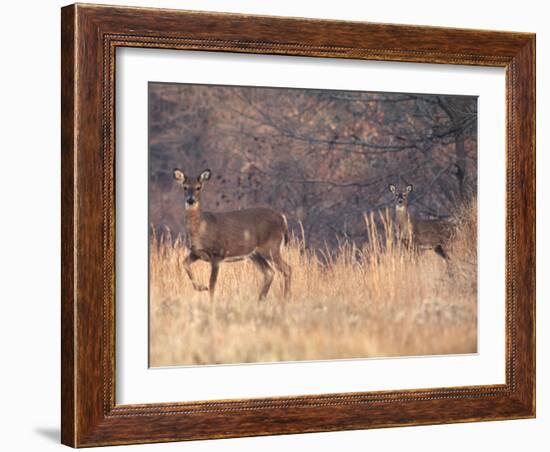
[
  {"x1": 251, "y1": 254, "x2": 274, "y2": 301},
  {"x1": 208, "y1": 260, "x2": 220, "y2": 301},
  {"x1": 182, "y1": 253, "x2": 208, "y2": 292},
  {"x1": 434, "y1": 244, "x2": 450, "y2": 261},
  {"x1": 434, "y1": 244, "x2": 455, "y2": 278},
  {"x1": 271, "y1": 252, "x2": 291, "y2": 299}
]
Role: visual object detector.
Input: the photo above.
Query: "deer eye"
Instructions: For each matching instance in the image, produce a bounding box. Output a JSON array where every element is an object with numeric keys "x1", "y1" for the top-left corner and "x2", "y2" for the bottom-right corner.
[
  {"x1": 183, "y1": 186, "x2": 188, "y2": 191},
  {"x1": 196, "y1": 186, "x2": 201, "y2": 191}
]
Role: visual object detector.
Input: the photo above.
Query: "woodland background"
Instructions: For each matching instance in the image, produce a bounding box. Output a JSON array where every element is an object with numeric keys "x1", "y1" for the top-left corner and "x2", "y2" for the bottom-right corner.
[{"x1": 149, "y1": 83, "x2": 477, "y2": 249}]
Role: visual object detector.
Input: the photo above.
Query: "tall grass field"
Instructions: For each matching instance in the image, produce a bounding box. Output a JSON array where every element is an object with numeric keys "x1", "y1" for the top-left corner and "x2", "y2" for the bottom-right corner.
[{"x1": 149, "y1": 204, "x2": 477, "y2": 367}]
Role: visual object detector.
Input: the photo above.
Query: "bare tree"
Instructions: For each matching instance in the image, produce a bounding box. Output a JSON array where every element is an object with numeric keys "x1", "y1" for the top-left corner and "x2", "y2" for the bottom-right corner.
[{"x1": 149, "y1": 84, "x2": 477, "y2": 250}]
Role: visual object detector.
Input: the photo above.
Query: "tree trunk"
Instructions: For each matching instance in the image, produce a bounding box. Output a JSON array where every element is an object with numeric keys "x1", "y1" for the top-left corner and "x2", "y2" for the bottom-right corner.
[{"x1": 455, "y1": 129, "x2": 466, "y2": 202}]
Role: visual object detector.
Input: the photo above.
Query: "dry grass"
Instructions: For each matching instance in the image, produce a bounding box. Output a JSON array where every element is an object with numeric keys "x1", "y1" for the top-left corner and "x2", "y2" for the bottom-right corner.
[{"x1": 149, "y1": 203, "x2": 477, "y2": 367}]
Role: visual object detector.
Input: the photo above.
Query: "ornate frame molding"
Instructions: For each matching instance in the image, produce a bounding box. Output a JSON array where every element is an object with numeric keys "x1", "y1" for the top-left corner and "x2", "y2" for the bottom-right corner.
[{"x1": 61, "y1": 4, "x2": 535, "y2": 447}]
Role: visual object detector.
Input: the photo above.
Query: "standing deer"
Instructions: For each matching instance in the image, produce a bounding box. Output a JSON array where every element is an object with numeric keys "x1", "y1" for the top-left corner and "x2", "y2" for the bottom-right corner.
[
  {"x1": 173, "y1": 168, "x2": 291, "y2": 301},
  {"x1": 388, "y1": 183, "x2": 453, "y2": 260}
]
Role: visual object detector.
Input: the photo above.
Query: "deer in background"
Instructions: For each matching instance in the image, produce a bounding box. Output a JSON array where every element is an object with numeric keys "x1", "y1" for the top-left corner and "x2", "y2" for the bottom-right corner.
[
  {"x1": 173, "y1": 168, "x2": 291, "y2": 301},
  {"x1": 388, "y1": 183, "x2": 453, "y2": 260}
]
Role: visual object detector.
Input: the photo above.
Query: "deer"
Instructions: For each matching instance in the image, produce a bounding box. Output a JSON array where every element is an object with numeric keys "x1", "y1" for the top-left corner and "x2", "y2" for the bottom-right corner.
[
  {"x1": 173, "y1": 168, "x2": 291, "y2": 301},
  {"x1": 388, "y1": 183, "x2": 454, "y2": 260}
]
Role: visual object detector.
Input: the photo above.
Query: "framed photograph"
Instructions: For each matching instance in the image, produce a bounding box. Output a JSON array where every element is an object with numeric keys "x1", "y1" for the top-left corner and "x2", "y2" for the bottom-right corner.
[{"x1": 61, "y1": 3, "x2": 535, "y2": 447}]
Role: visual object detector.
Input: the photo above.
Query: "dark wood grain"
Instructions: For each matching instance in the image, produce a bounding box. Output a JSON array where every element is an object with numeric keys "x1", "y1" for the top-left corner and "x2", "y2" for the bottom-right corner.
[
  {"x1": 61, "y1": 3, "x2": 536, "y2": 447},
  {"x1": 60, "y1": 5, "x2": 76, "y2": 447}
]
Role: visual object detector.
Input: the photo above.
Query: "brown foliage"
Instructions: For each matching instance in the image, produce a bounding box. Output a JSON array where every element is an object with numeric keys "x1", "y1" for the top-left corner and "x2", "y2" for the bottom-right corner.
[{"x1": 149, "y1": 83, "x2": 477, "y2": 249}]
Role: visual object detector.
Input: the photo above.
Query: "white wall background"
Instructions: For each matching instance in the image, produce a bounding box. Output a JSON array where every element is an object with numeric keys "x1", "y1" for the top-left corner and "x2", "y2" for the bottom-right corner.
[{"x1": 0, "y1": 1, "x2": 545, "y2": 450}]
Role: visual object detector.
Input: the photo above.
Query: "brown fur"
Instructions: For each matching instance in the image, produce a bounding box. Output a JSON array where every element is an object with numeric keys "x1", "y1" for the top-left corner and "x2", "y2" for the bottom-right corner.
[
  {"x1": 389, "y1": 184, "x2": 453, "y2": 260},
  {"x1": 174, "y1": 168, "x2": 291, "y2": 301}
]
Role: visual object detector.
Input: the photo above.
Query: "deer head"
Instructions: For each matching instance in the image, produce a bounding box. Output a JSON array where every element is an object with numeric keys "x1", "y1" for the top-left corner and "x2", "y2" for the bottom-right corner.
[
  {"x1": 173, "y1": 168, "x2": 211, "y2": 210},
  {"x1": 388, "y1": 183, "x2": 413, "y2": 209}
]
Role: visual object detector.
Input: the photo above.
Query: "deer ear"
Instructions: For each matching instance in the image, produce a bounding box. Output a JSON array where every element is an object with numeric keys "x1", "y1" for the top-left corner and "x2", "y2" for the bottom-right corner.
[
  {"x1": 199, "y1": 169, "x2": 211, "y2": 182},
  {"x1": 406, "y1": 184, "x2": 413, "y2": 193},
  {"x1": 173, "y1": 168, "x2": 186, "y2": 184},
  {"x1": 388, "y1": 184, "x2": 396, "y2": 194}
]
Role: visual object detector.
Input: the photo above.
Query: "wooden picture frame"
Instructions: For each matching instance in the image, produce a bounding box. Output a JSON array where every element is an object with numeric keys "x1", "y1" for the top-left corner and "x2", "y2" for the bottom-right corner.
[{"x1": 61, "y1": 3, "x2": 535, "y2": 447}]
